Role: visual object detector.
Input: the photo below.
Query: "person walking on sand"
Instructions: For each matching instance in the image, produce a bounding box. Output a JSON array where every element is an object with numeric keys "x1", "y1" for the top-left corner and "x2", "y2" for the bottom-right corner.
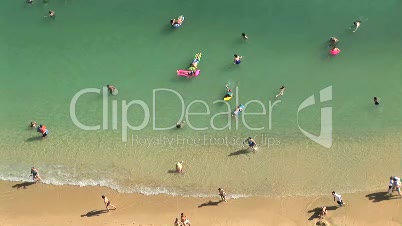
[
  {"x1": 241, "y1": 33, "x2": 248, "y2": 40},
  {"x1": 180, "y1": 213, "x2": 191, "y2": 225},
  {"x1": 101, "y1": 195, "x2": 116, "y2": 212},
  {"x1": 244, "y1": 137, "x2": 257, "y2": 151},
  {"x1": 176, "y1": 161, "x2": 184, "y2": 173},
  {"x1": 29, "y1": 167, "x2": 42, "y2": 183},
  {"x1": 275, "y1": 85, "x2": 285, "y2": 98},
  {"x1": 352, "y1": 20, "x2": 361, "y2": 32},
  {"x1": 174, "y1": 218, "x2": 184, "y2": 226},
  {"x1": 332, "y1": 191, "x2": 345, "y2": 207},
  {"x1": 319, "y1": 206, "x2": 328, "y2": 219},
  {"x1": 218, "y1": 188, "x2": 227, "y2": 202},
  {"x1": 387, "y1": 176, "x2": 395, "y2": 195},
  {"x1": 392, "y1": 177, "x2": 401, "y2": 196}
]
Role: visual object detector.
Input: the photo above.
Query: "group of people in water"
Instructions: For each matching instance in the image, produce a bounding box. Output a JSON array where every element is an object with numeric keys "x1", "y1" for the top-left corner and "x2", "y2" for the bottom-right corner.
[
  {"x1": 27, "y1": 0, "x2": 55, "y2": 18},
  {"x1": 328, "y1": 20, "x2": 361, "y2": 56}
]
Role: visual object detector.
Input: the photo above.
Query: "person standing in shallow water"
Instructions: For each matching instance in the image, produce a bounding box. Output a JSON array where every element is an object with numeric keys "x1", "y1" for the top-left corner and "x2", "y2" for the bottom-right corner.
[
  {"x1": 373, "y1": 97, "x2": 380, "y2": 105},
  {"x1": 218, "y1": 188, "x2": 227, "y2": 202},
  {"x1": 176, "y1": 121, "x2": 185, "y2": 128},
  {"x1": 107, "y1": 85, "x2": 116, "y2": 94},
  {"x1": 30, "y1": 167, "x2": 42, "y2": 183},
  {"x1": 48, "y1": 10, "x2": 55, "y2": 18},
  {"x1": 329, "y1": 37, "x2": 339, "y2": 46},
  {"x1": 30, "y1": 121, "x2": 37, "y2": 128},
  {"x1": 176, "y1": 161, "x2": 184, "y2": 173},
  {"x1": 233, "y1": 54, "x2": 242, "y2": 64}
]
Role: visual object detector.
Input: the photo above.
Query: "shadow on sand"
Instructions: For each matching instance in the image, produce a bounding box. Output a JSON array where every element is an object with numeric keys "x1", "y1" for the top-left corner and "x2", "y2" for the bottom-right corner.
[
  {"x1": 366, "y1": 192, "x2": 401, "y2": 202},
  {"x1": 198, "y1": 200, "x2": 222, "y2": 208},
  {"x1": 81, "y1": 209, "x2": 108, "y2": 217},
  {"x1": 228, "y1": 149, "x2": 250, "y2": 156},
  {"x1": 167, "y1": 170, "x2": 180, "y2": 174},
  {"x1": 307, "y1": 206, "x2": 338, "y2": 221},
  {"x1": 25, "y1": 136, "x2": 42, "y2": 142},
  {"x1": 12, "y1": 181, "x2": 36, "y2": 189}
]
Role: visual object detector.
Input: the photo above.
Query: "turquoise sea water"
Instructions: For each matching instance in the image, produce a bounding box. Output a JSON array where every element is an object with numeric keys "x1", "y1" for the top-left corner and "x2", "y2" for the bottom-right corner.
[{"x1": 0, "y1": 0, "x2": 401, "y2": 197}]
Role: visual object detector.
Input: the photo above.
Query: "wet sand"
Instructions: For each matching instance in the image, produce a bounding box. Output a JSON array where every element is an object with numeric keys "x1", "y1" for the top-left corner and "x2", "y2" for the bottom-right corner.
[{"x1": 1, "y1": 181, "x2": 401, "y2": 226}]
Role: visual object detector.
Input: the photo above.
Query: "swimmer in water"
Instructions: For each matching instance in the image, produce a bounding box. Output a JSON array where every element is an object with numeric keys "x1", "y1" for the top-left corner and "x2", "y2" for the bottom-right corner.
[
  {"x1": 48, "y1": 10, "x2": 55, "y2": 18},
  {"x1": 27, "y1": 0, "x2": 33, "y2": 4},
  {"x1": 329, "y1": 37, "x2": 339, "y2": 46},
  {"x1": 241, "y1": 33, "x2": 248, "y2": 40},
  {"x1": 232, "y1": 104, "x2": 244, "y2": 117},
  {"x1": 176, "y1": 121, "x2": 186, "y2": 128},
  {"x1": 106, "y1": 85, "x2": 116, "y2": 94},
  {"x1": 373, "y1": 97, "x2": 380, "y2": 105},
  {"x1": 171, "y1": 16, "x2": 183, "y2": 26},
  {"x1": 224, "y1": 84, "x2": 233, "y2": 99},
  {"x1": 233, "y1": 54, "x2": 242, "y2": 64},
  {"x1": 275, "y1": 85, "x2": 285, "y2": 98},
  {"x1": 176, "y1": 161, "x2": 184, "y2": 173},
  {"x1": 352, "y1": 20, "x2": 361, "y2": 32},
  {"x1": 30, "y1": 121, "x2": 37, "y2": 128}
]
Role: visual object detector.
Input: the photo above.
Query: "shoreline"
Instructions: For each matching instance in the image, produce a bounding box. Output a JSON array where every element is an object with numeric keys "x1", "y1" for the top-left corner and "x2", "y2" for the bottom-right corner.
[{"x1": 1, "y1": 181, "x2": 401, "y2": 226}]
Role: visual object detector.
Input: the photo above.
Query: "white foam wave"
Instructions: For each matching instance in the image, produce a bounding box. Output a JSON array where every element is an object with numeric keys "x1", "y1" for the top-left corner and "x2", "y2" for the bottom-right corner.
[{"x1": 0, "y1": 174, "x2": 249, "y2": 199}]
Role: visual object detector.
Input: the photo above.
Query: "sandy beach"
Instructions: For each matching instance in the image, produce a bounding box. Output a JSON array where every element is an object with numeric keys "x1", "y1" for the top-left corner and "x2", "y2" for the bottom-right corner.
[{"x1": 1, "y1": 181, "x2": 401, "y2": 226}]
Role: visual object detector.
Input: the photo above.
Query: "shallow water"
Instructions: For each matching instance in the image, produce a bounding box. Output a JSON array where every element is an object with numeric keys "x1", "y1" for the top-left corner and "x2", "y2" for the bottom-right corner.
[{"x1": 0, "y1": 0, "x2": 401, "y2": 197}]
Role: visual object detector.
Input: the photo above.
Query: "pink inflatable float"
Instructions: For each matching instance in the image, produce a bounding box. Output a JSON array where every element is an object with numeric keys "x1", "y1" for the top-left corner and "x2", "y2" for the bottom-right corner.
[
  {"x1": 329, "y1": 48, "x2": 340, "y2": 56},
  {"x1": 177, "y1": 69, "x2": 200, "y2": 77}
]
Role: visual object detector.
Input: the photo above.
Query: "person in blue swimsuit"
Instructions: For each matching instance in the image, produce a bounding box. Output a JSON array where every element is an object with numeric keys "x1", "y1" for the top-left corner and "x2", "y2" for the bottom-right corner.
[
  {"x1": 244, "y1": 137, "x2": 257, "y2": 151},
  {"x1": 233, "y1": 54, "x2": 242, "y2": 64}
]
